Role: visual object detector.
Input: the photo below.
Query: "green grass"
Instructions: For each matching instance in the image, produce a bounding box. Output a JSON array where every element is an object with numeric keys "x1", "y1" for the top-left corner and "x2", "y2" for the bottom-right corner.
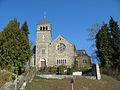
[
  {"x1": 26, "y1": 75, "x2": 120, "y2": 90},
  {"x1": 101, "y1": 74, "x2": 118, "y2": 81}
]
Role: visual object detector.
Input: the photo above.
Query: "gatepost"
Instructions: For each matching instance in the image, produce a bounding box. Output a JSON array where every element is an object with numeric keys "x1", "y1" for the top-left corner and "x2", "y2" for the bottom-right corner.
[{"x1": 96, "y1": 64, "x2": 101, "y2": 80}]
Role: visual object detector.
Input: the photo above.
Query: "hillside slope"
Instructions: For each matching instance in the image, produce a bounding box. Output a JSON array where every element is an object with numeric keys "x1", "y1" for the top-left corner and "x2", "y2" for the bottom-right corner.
[{"x1": 26, "y1": 75, "x2": 120, "y2": 90}]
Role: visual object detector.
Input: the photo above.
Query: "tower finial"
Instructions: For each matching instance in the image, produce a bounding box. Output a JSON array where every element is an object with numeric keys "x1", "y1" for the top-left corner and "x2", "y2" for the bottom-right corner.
[{"x1": 43, "y1": 11, "x2": 46, "y2": 18}]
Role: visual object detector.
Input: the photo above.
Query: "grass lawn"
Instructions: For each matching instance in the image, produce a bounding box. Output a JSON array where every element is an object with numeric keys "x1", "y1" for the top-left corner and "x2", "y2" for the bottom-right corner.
[{"x1": 25, "y1": 75, "x2": 120, "y2": 90}]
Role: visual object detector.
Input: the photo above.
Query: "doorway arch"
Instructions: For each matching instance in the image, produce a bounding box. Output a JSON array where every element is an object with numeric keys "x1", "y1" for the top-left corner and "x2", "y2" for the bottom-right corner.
[{"x1": 40, "y1": 58, "x2": 46, "y2": 67}]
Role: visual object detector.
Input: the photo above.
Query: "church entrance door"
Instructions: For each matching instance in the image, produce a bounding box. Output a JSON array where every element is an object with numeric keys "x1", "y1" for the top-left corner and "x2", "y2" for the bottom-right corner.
[{"x1": 40, "y1": 58, "x2": 46, "y2": 68}]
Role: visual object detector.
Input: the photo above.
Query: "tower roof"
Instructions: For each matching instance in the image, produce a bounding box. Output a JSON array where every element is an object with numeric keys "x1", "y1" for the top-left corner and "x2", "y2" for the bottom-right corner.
[{"x1": 38, "y1": 17, "x2": 50, "y2": 25}]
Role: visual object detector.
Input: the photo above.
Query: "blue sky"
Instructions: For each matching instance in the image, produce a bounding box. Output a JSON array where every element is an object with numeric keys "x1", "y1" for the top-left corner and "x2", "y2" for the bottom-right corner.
[{"x1": 0, "y1": 0, "x2": 120, "y2": 63}]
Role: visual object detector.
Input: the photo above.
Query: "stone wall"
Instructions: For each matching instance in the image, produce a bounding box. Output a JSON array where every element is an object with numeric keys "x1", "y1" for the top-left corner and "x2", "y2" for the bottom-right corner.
[
  {"x1": 48, "y1": 35, "x2": 75, "y2": 67},
  {"x1": 76, "y1": 54, "x2": 91, "y2": 70},
  {"x1": 36, "y1": 74, "x2": 96, "y2": 80}
]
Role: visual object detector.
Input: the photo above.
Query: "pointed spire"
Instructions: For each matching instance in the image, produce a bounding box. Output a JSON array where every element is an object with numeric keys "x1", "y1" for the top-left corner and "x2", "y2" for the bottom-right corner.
[
  {"x1": 38, "y1": 12, "x2": 50, "y2": 25},
  {"x1": 40, "y1": 17, "x2": 49, "y2": 25}
]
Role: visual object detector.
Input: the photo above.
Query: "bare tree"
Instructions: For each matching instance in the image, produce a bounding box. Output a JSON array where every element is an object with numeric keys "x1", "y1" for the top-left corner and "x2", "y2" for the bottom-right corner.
[{"x1": 87, "y1": 23, "x2": 101, "y2": 63}]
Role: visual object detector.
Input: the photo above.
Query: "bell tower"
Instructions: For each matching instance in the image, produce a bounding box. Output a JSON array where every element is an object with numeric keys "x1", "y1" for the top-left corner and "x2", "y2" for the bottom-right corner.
[{"x1": 36, "y1": 17, "x2": 52, "y2": 67}]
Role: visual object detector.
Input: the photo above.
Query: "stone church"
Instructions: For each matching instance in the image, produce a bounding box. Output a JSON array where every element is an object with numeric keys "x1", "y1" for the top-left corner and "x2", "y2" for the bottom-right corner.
[{"x1": 33, "y1": 17, "x2": 91, "y2": 68}]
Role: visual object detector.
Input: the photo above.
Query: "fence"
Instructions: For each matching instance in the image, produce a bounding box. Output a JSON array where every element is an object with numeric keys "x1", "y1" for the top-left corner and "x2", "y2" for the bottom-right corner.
[{"x1": 0, "y1": 68, "x2": 36, "y2": 90}]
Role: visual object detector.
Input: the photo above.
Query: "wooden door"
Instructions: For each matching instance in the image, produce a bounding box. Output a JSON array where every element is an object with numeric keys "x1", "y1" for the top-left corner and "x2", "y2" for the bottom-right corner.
[{"x1": 41, "y1": 61, "x2": 46, "y2": 67}]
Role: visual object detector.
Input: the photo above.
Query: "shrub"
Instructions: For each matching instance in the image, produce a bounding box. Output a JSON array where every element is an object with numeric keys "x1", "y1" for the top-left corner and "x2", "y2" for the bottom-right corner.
[
  {"x1": 117, "y1": 74, "x2": 120, "y2": 81},
  {"x1": 101, "y1": 68, "x2": 120, "y2": 81},
  {"x1": 67, "y1": 68, "x2": 73, "y2": 75},
  {"x1": 39, "y1": 66, "x2": 57, "y2": 74},
  {"x1": 58, "y1": 65, "x2": 67, "y2": 74}
]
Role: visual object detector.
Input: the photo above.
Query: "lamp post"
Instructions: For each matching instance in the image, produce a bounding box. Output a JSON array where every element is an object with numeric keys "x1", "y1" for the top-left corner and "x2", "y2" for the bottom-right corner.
[
  {"x1": 14, "y1": 75, "x2": 17, "y2": 90},
  {"x1": 70, "y1": 77, "x2": 74, "y2": 90}
]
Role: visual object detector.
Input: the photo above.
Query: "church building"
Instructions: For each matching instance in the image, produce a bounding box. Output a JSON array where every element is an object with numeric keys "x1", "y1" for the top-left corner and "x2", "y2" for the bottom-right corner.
[{"x1": 34, "y1": 17, "x2": 91, "y2": 68}]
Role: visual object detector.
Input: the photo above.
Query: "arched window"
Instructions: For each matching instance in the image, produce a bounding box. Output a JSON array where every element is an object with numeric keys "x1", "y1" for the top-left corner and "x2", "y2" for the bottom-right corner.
[
  {"x1": 46, "y1": 26, "x2": 48, "y2": 30},
  {"x1": 65, "y1": 59, "x2": 66, "y2": 64},
  {"x1": 59, "y1": 60, "x2": 60, "y2": 64},
  {"x1": 43, "y1": 26, "x2": 45, "y2": 30},
  {"x1": 57, "y1": 59, "x2": 58, "y2": 64},
  {"x1": 61, "y1": 60, "x2": 62, "y2": 64},
  {"x1": 83, "y1": 60, "x2": 87, "y2": 64},
  {"x1": 40, "y1": 27, "x2": 42, "y2": 30},
  {"x1": 57, "y1": 59, "x2": 67, "y2": 64},
  {"x1": 63, "y1": 59, "x2": 64, "y2": 64}
]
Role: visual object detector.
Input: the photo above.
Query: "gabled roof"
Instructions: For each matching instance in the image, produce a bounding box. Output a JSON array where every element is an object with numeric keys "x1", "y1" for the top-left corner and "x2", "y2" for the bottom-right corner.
[
  {"x1": 51, "y1": 35, "x2": 74, "y2": 46},
  {"x1": 77, "y1": 49, "x2": 90, "y2": 57},
  {"x1": 77, "y1": 49, "x2": 86, "y2": 55}
]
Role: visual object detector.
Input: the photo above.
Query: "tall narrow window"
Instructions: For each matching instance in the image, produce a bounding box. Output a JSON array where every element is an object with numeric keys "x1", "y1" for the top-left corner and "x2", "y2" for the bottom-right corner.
[
  {"x1": 42, "y1": 35, "x2": 45, "y2": 41},
  {"x1": 57, "y1": 59, "x2": 58, "y2": 64},
  {"x1": 42, "y1": 49, "x2": 45, "y2": 54},
  {"x1": 61, "y1": 60, "x2": 62, "y2": 64},
  {"x1": 63, "y1": 59, "x2": 64, "y2": 64},
  {"x1": 59, "y1": 60, "x2": 60, "y2": 64},
  {"x1": 46, "y1": 26, "x2": 48, "y2": 30},
  {"x1": 40, "y1": 27, "x2": 42, "y2": 30},
  {"x1": 65, "y1": 59, "x2": 66, "y2": 64},
  {"x1": 43, "y1": 26, "x2": 45, "y2": 30},
  {"x1": 83, "y1": 60, "x2": 87, "y2": 64}
]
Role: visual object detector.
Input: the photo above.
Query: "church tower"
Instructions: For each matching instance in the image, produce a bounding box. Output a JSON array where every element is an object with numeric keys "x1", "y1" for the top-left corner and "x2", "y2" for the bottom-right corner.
[{"x1": 36, "y1": 17, "x2": 52, "y2": 67}]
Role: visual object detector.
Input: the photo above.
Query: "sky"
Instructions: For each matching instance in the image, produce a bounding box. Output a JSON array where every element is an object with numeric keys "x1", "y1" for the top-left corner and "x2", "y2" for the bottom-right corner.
[{"x1": 0, "y1": 0, "x2": 120, "y2": 63}]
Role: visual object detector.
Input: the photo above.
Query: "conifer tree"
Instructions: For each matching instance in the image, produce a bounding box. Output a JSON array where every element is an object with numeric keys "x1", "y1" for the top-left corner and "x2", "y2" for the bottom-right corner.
[
  {"x1": 96, "y1": 17, "x2": 120, "y2": 72},
  {"x1": 20, "y1": 21, "x2": 31, "y2": 73},
  {"x1": 0, "y1": 19, "x2": 20, "y2": 71},
  {"x1": 21, "y1": 21, "x2": 31, "y2": 61},
  {"x1": 0, "y1": 32, "x2": 5, "y2": 69},
  {"x1": 96, "y1": 24, "x2": 113, "y2": 68},
  {"x1": 21, "y1": 21, "x2": 29, "y2": 39},
  {"x1": 109, "y1": 17, "x2": 120, "y2": 71},
  {"x1": 0, "y1": 19, "x2": 31, "y2": 74}
]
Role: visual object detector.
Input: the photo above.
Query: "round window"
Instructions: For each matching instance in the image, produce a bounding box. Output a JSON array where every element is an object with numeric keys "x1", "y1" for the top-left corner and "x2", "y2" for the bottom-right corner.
[{"x1": 56, "y1": 43, "x2": 66, "y2": 52}]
